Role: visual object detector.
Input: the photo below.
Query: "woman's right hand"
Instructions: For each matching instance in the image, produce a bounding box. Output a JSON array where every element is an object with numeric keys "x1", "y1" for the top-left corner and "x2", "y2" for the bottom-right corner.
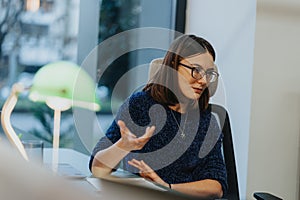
[{"x1": 116, "y1": 120, "x2": 155, "y2": 152}]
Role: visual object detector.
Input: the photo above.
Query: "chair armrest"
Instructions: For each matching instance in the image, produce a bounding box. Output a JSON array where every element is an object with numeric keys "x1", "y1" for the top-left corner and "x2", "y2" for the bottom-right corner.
[{"x1": 253, "y1": 192, "x2": 283, "y2": 200}]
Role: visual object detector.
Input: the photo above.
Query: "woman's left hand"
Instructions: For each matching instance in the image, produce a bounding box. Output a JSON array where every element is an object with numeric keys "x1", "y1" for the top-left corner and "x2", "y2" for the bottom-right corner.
[{"x1": 128, "y1": 159, "x2": 168, "y2": 188}]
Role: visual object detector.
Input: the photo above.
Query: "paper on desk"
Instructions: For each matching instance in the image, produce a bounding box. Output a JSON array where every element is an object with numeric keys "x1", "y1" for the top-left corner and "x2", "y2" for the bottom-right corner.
[{"x1": 86, "y1": 176, "x2": 167, "y2": 192}]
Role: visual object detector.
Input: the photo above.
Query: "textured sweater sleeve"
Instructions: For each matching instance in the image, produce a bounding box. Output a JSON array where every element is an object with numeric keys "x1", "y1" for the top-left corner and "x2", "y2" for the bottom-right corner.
[
  {"x1": 89, "y1": 92, "x2": 152, "y2": 171},
  {"x1": 88, "y1": 119, "x2": 120, "y2": 171}
]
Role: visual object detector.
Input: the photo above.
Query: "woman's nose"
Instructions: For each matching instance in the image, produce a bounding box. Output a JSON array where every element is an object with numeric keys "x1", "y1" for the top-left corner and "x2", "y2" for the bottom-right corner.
[{"x1": 197, "y1": 75, "x2": 207, "y2": 85}]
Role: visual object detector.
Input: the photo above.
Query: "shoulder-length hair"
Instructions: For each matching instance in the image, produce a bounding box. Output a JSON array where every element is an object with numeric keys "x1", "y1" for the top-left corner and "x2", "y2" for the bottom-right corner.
[{"x1": 143, "y1": 34, "x2": 216, "y2": 111}]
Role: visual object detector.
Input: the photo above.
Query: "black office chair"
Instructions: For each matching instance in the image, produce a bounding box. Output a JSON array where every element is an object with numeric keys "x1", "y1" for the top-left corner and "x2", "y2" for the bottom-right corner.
[
  {"x1": 210, "y1": 104, "x2": 239, "y2": 200},
  {"x1": 210, "y1": 104, "x2": 282, "y2": 200}
]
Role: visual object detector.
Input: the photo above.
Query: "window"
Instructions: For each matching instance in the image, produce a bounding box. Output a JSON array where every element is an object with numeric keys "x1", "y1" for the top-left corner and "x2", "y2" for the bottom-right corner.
[
  {"x1": 0, "y1": 0, "x2": 80, "y2": 149},
  {"x1": 0, "y1": 0, "x2": 80, "y2": 109},
  {"x1": 95, "y1": 0, "x2": 186, "y2": 114},
  {"x1": 0, "y1": 0, "x2": 186, "y2": 152}
]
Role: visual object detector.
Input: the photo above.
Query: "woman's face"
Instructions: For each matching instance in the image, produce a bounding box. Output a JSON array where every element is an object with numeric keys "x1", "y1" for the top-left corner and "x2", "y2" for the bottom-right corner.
[{"x1": 177, "y1": 52, "x2": 215, "y2": 100}]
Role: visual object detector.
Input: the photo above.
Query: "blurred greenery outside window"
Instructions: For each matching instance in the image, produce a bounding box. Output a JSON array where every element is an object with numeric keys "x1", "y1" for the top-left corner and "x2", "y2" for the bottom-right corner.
[
  {"x1": 0, "y1": 0, "x2": 80, "y2": 110},
  {"x1": 0, "y1": 0, "x2": 142, "y2": 147},
  {"x1": 0, "y1": 0, "x2": 81, "y2": 147},
  {"x1": 0, "y1": 0, "x2": 141, "y2": 113}
]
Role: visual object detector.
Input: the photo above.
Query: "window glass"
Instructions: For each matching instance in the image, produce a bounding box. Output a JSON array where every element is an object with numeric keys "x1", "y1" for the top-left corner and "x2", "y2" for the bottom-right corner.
[
  {"x1": 0, "y1": 0, "x2": 79, "y2": 109},
  {"x1": 0, "y1": 0, "x2": 80, "y2": 148},
  {"x1": 97, "y1": 0, "x2": 141, "y2": 113},
  {"x1": 0, "y1": 0, "x2": 185, "y2": 150}
]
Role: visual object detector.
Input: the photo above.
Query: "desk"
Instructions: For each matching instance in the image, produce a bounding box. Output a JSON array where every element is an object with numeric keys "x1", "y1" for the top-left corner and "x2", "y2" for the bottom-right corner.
[
  {"x1": 43, "y1": 148, "x2": 100, "y2": 198},
  {"x1": 42, "y1": 148, "x2": 197, "y2": 200},
  {"x1": 0, "y1": 142, "x2": 210, "y2": 200},
  {"x1": 0, "y1": 144, "x2": 99, "y2": 200},
  {"x1": 43, "y1": 148, "x2": 91, "y2": 175}
]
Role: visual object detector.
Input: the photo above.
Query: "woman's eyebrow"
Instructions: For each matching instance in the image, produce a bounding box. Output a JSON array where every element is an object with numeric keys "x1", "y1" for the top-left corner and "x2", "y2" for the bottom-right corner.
[
  {"x1": 191, "y1": 63, "x2": 203, "y2": 68},
  {"x1": 206, "y1": 68, "x2": 216, "y2": 72},
  {"x1": 192, "y1": 63, "x2": 216, "y2": 70}
]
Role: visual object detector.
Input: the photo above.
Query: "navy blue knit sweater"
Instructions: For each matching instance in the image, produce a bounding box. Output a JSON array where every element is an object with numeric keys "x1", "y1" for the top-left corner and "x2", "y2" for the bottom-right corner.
[{"x1": 89, "y1": 91, "x2": 227, "y2": 194}]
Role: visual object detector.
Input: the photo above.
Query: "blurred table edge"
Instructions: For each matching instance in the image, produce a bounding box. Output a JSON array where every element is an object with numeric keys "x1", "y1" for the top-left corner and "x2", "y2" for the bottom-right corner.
[{"x1": 43, "y1": 148, "x2": 91, "y2": 176}]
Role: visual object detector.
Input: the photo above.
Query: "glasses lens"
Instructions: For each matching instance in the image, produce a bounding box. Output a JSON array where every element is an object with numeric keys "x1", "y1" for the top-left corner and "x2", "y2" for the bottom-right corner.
[
  {"x1": 193, "y1": 69, "x2": 218, "y2": 83},
  {"x1": 192, "y1": 68, "x2": 204, "y2": 80},
  {"x1": 206, "y1": 72, "x2": 218, "y2": 82},
  {"x1": 188, "y1": 64, "x2": 219, "y2": 82}
]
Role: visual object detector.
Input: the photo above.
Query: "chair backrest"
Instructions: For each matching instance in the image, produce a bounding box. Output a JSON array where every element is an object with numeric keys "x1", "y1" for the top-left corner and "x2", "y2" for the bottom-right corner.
[{"x1": 210, "y1": 103, "x2": 240, "y2": 200}]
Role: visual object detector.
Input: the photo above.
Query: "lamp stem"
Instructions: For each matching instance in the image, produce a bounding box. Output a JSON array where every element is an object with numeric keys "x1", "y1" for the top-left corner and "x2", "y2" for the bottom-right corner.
[
  {"x1": 1, "y1": 83, "x2": 29, "y2": 161},
  {"x1": 52, "y1": 109, "x2": 61, "y2": 172}
]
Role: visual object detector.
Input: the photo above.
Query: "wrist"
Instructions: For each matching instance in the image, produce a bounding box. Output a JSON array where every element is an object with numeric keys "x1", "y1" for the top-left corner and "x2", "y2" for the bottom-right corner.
[{"x1": 115, "y1": 140, "x2": 131, "y2": 153}]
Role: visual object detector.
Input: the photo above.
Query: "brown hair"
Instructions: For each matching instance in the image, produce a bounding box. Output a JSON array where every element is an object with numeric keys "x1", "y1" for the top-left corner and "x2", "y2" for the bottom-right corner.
[{"x1": 143, "y1": 34, "x2": 216, "y2": 111}]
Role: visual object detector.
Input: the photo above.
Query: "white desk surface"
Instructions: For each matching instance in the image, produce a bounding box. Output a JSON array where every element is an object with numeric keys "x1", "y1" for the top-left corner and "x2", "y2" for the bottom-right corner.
[
  {"x1": 43, "y1": 148, "x2": 100, "y2": 198},
  {"x1": 42, "y1": 148, "x2": 198, "y2": 200},
  {"x1": 43, "y1": 148, "x2": 92, "y2": 175}
]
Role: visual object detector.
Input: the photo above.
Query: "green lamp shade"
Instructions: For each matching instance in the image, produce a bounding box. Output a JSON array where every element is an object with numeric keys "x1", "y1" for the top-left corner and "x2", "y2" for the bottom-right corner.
[{"x1": 29, "y1": 61, "x2": 100, "y2": 111}]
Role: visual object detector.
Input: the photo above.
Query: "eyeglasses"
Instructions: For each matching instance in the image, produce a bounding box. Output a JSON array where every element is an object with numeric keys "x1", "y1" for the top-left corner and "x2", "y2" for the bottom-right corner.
[{"x1": 179, "y1": 62, "x2": 219, "y2": 83}]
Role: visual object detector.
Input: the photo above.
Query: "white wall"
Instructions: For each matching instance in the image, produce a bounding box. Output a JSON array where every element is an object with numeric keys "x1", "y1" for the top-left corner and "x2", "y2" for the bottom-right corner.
[
  {"x1": 247, "y1": 1, "x2": 300, "y2": 199},
  {"x1": 185, "y1": 1, "x2": 257, "y2": 199}
]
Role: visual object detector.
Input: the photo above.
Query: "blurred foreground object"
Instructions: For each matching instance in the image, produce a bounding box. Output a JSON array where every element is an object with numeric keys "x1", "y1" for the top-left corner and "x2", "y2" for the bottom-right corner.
[{"x1": 0, "y1": 142, "x2": 97, "y2": 200}]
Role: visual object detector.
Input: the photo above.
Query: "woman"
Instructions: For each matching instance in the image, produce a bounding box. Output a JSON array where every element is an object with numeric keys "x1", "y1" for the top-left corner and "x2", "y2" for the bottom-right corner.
[{"x1": 89, "y1": 34, "x2": 227, "y2": 199}]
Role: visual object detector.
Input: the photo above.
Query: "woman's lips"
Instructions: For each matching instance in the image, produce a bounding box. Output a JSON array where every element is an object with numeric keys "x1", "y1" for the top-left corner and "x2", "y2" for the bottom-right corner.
[{"x1": 193, "y1": 88, "x2": 202, "y2": 94}]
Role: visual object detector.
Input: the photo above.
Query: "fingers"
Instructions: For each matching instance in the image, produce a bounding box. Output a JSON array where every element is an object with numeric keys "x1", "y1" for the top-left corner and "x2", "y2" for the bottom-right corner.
[
  {"x1": 141, "y1": 126, "x2": 155, "y2": 139},
  {"x1": 118, "y1": 120, "x2": 155, "y2": 141},
  {"x1": 128, "y1": 159, "x2": 165, "y2": 186},
  {"x1": 140, "y1": 172, "x2": 154, "y2": 181},
  {"x1": 128, "y1": 159, "x2": 144, "y2": 169},
  {"x1": 128, "y1": 159, "x2": 157, "y2": 182},
  {"x1": 141, "y1": 160, "x2": 151, "y2": 169},
  {"x1": 117, "y1": 120, "x2": 155, "y2": 152},
  {"x1": 127, "y1": 159, "x2": 140, "y2": 169},
  {"x1": 117, "y1": 120, "x2": 136, "y2": 138},
  {"x1": 117, "y1": 120, "x2": 130, "y2": 133},
  {"x1": 128, "y1": 159, "x2": 153, "y2": 173},
  {"x1": 136, "y1": 126, "x2": 155, "y2": 145}
]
